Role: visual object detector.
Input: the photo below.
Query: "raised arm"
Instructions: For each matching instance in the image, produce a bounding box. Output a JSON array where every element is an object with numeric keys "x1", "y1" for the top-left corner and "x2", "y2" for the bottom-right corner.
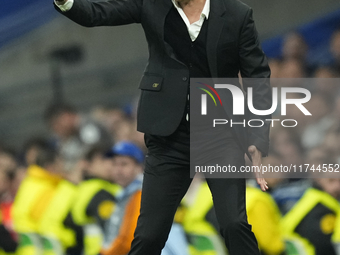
[{"x1": 54, "y1": 0, "x2": 143, "y2": 27}]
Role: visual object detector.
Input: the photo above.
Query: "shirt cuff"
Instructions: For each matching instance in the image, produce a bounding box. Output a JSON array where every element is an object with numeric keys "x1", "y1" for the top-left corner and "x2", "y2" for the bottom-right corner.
[{"x1": 54, "y1": 0, "x2": 74, "y2": 12}]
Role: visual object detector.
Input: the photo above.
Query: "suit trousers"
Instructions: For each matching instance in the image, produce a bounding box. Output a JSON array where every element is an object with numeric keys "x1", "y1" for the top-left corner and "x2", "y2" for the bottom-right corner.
[{"x1": 128, "y1": 117, "x2": 260, "y2": 255}]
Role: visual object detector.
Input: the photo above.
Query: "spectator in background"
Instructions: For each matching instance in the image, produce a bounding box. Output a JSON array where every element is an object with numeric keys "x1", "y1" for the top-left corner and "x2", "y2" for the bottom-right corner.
[
  {"x1": 246, "y1": 185, "x2": 286, "y2": 255},
  {"x1": 268, "y1": 59, "x2": 282, "y2": 79},
  {"x1": 328, "y1": 96, "x2": 340, "y2": 134},
  {"x1": 315, "y1": 177, "x2": 340, "y2": 201},
  {"x1": 71, "y1": 144, "x2": 120, "y2": 255},
  {"x1": 12, "y1": 144, "x2": 64, "y2": 255},
  {"x1": 90, "y1": 106, "x2": 128, "y2": 140},
  {"x1": 279, "y1": 59, "x2": 306, "y2": 78},
  {"x1": 0, "y1": 170, "x2": 18, "y2": 255},
  {"x1": 313, "y1": 67, "x2": 340, "y2": 105},
  {"x1": 270, "y1": 126, "x2": 304, "y2": 167},
  {"x1": 22, "y1": 137, "x2": 50, "y2": 166},
  {"x1": 91, "y1": 106, "x2": 146, "y2": 151},
  {"x1": 281, "y1": 170, "x2": 340, "y2": 255},
  {"x1": 281, "y1": 31, "x2": 316, "y2": 76},
  {"x1": 301, "y1": 94, "x2": 334, "y2": 150},
  {"x1": 321, "y1": 131, "x2": 340, "y2": 164},
  {"x1": 330, "y1": 29, "x2": 340, "y2": 73},
  {"x1": 0, "y1": 146, "x2": 23, "y2": 255},
  {"x1": 0, "y1": 167, "x2": 20, "y2": 249},
  {"x1": 182, "y1": 179, "x2": 228, "y2": 255},
  {"x1": 271, "y1": 180, "x2": 311, "y2": 215},
  {"x1": 0, "y1": 146, "x2": 17, "y2": 173},
  {"x1": 38, "y1": 171, "x2": 81, "y2": 255},
  {"x1": 113, "y1": 118, "x2": 135, "y2": 144},
  {"x1": 266, "y1": 126, "x2": 315, "y2": 215},
  {"x1": 282, "y1": 32, "x2": 308, "y2": 62},
  {"x1": 102, "y1": 141, "x2": 189, "y2": 255},
  {"x1": 314, "y1": 66, "x2": 339, "y2": 79},
  {"x1": 333, "y1": 216, "x2": 340, "y2": 255},
  {"x1": 102, "y1": 141, "x2": 144, "y2": 255},
  {"x1": 44, "y1": 103, "x2": 113, "y2": 172},
  {"x1": 182, "y1": 177, "x2": 286, "y2": 255},
  {"x1": 305, "y1": 146, "x2": 330, "y2": 167},
  {"x1": 278, "y1": 139, "x2": 304, "y2": 168}
]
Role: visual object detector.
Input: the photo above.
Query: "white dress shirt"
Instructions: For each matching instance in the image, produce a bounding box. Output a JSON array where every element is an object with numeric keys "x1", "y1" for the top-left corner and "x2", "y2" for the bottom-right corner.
[{"x1": 171, "y1": 0, "x2": 210, "y2": 41}]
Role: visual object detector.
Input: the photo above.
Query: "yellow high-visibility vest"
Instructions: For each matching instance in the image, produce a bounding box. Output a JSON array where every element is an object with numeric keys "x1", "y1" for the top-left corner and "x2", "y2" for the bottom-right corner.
[
  {"x1": 182, "y1": 182, "x2": 226, "y2": 255},
  {"x1": 71, "y1": 179, "x2": 120, "y2": 255},
  {"x1": 333, "y1": 215, "x2": 340, "y2": 243},
  {"x1": 246, "y1": 186, "x2": 286, "y2": 255},
  {"x1": 12, "y1": 165, "x2": 62, "y2": 255},
  {"x1": 183, "y1": 183, "x2": 287, "y2": 255},
  {"x1": 71, "y1": 179, "x2": 120, "y2": 226},
  {"x1": 282, "y1": 188, "x2": 340, "y2": 255},
  {"x1": 38, "y1": 180, "x2": 78, "y2": 255}
]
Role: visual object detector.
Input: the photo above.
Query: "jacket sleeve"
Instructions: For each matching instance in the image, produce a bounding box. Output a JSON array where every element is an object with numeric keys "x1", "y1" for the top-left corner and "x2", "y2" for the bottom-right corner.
[
  {"x1": 238, "y1": 8, "x2": 272, "y2": 157},
  {"x1": 54, "y1": 0, "x2": 143, "y2": 27}
]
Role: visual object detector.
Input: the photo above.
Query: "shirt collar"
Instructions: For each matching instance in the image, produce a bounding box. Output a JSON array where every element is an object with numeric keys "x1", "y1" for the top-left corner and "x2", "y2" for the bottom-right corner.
[
  {"x1": 171, "y1": 0, "x2": 210, "y2": 19},
  {"x1": 202, "y1": 0, "x2": 210, "y2": 19}
]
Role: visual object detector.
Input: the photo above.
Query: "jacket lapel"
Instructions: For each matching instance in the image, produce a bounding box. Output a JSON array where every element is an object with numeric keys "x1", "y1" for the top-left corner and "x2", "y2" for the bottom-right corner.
[
  {"x1": 156, "y1": 0, "x2": 227, "y2": 70},
  {"x1": 206, "y1": 0, "x2": 227, "y2": 77},
  {"x1": 153, "y1": 0, "x2": 175, "y2": 57}
]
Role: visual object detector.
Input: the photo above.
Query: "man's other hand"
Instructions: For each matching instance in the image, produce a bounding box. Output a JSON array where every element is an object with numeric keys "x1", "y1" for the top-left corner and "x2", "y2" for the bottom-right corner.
[{"x1": 248, "y1": 145, "x2": 268, "y2": 192}]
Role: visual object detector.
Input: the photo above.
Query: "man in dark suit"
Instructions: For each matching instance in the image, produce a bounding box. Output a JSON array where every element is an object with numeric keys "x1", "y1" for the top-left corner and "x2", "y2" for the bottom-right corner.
[{"x1": 54, "y1": 0, "x2": 272, "y2": 254}]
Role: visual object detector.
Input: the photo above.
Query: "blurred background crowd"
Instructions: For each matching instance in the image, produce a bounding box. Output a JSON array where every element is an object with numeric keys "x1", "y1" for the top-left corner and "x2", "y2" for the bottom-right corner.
[{"x1": 1, "y1": 0, "x2": 340, "y2": 255}]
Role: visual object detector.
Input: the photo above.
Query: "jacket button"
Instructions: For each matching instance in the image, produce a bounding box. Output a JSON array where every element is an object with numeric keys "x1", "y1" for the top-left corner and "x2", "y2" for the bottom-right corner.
[{"x1": 182, "y1": 77, "x2": 188, "y2": 81}]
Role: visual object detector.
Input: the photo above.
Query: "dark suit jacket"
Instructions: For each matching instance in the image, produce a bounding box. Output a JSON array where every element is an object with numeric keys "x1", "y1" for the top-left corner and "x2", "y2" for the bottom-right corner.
[{"x1": 55, "y1": 0, "x2": 272, "y2": 156}]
